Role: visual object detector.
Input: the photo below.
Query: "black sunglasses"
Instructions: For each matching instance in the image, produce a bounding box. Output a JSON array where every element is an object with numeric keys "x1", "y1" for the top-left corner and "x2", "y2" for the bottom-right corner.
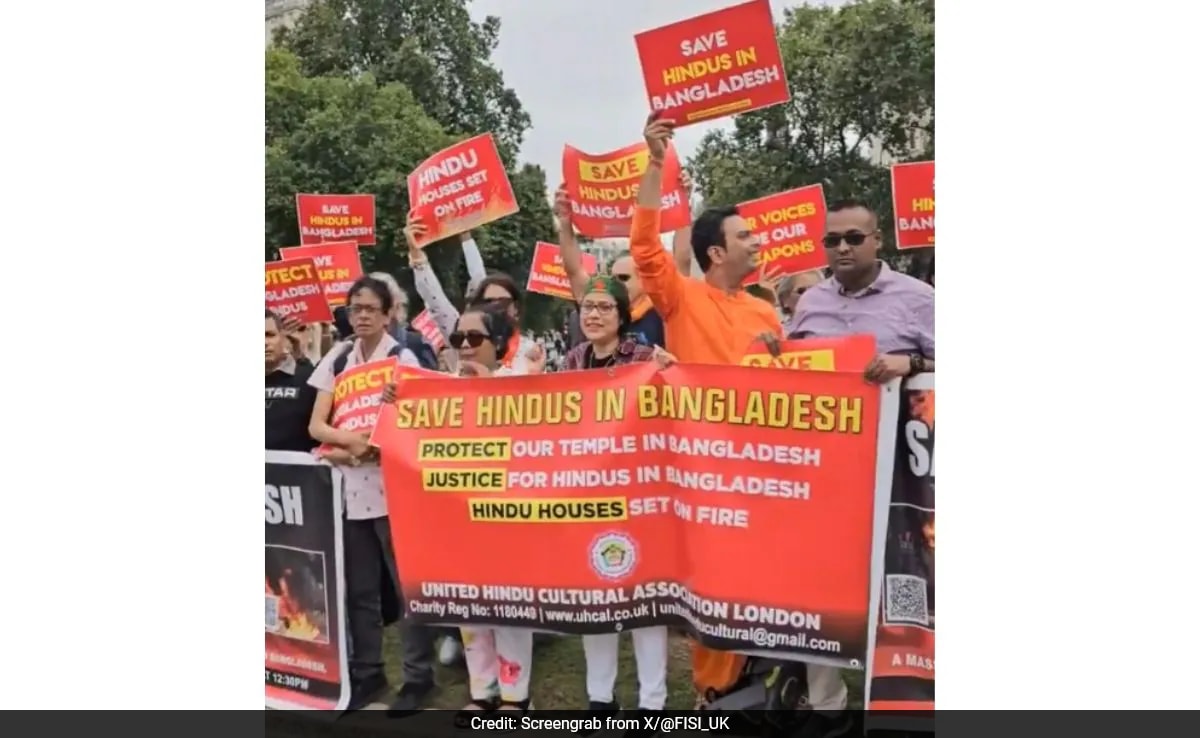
[
  {"x1": 612, "y1": 274, "x2": 632, "y2": 282},
  {"x1": 448, "y1": 331, "x2": 489, "y2": 349},
  {"x1": 822, "y1": 230, "x2": 875, "y2": 249}
]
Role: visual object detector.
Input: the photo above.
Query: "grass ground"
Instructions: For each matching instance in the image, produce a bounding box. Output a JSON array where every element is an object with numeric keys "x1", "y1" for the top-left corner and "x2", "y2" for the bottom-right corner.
[{"x1": 381, "y1": 630, "x2": 865, "y2": 710}]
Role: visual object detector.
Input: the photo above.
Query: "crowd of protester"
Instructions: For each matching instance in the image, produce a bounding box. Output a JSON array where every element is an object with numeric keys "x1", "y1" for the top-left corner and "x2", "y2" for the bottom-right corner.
[{"x1": 265, "y1": 115, "x2": 935, "y2": 728}]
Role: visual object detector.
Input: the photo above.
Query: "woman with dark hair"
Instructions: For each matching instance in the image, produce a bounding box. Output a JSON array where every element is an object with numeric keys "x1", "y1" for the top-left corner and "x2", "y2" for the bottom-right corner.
[
  {"x1": 560, "y1": 277, "x2": 675, "y2": 722},
  {"x1": 379, "y1": 303, "x2": 543, "y2": 721},
  {"x1": 443, "y1": 304, "x2": 539, "y2": 719},
  {"x1": 403, "y1": 215, "x2": 543, "y2": 374},
  {"x1": 563, "y1": 276, "x2": 675, "y2": 372},
  {"x1": 305, "y1": 276, "x2": 437, "y2": 713}
]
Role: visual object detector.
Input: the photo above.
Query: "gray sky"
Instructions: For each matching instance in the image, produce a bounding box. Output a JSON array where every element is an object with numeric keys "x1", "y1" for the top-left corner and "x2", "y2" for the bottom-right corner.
[{"x1": 467, "y1": 0, "x2": 845, "y2": 196}]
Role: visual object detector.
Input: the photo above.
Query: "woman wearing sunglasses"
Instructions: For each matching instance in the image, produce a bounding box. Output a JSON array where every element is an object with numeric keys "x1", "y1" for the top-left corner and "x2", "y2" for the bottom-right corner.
[
  {"x1": 561, "y1": 276, "x2": 676, "y2": 723},
  {"x1": 383, "y1": 303, "x2": 542, "y2": 720},
  {"x1": 403, "y1": 214, "x2": 544, "y2": 375},
  {"x1": 448, "y1": 304, "x2": 541, "y2": 721}
]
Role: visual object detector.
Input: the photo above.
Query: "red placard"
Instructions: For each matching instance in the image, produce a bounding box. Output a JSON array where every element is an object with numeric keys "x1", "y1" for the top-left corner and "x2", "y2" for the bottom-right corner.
[
  {"x1": 279, "y1": 241, "x2": 364, "y2": 308},
  {"x1": 741, "y1": 335, "x2": 876, "y2": 374},
  {"x1": 634, "y1": 0, "x2": 790, "y2": 127},
  {"x1": 562, "y1": 142, "x2": 691, "y2": 239},
  {"x1": 411, "y1": 310, "x2": 445, "y2": 352},
  {"x1": 407, "y1": 134, "x2": 519, "y2": 248},
  {"x1": 890, "y1": 161, "x2": 935, "y2": 250},
  {"x1": 525, "y1": 242, "x2": 600, "y2": 301},
  {"x1": 738, "y1": 184, "x2": 827, "y2": 285},
  {"x1": 295, "y1": 194, "x2": 376, "y2": 246},
  {"x1": 265, "y1": 257, "x2": 332, "y2": 324}
]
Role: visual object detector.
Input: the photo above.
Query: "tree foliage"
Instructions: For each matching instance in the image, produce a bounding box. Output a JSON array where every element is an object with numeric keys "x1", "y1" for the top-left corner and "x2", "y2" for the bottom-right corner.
[
  {"x1": 687, "y1": 0, "x2": 934, "y2": 265},
  {"x1": 268, "y1": 0, "x2": 557, "y2": 328},
  {"x1": 265, "y1": 46, "x2": 450, "y2": 273}
]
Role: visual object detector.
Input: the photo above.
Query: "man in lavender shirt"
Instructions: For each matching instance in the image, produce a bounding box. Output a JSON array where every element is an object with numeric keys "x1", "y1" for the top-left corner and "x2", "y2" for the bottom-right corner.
[{"x1": 786, "y1": 199, "x2": 935, "y2": 383}]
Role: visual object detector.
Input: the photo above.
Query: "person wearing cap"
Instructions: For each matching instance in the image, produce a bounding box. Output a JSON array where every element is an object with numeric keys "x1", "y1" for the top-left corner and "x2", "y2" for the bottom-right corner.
[{"x1": 562, "y1": 275, "x2": 675, "y2": 726}]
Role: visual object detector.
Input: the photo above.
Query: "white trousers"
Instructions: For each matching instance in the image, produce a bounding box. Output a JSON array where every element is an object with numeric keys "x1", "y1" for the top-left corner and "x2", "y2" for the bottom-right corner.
[
  {"x1": 461, "y1": 626, "x2": 534, "y2": 702},
  {"x1": 806, "y1": 664, "x2": 848, "y2": 711},
  {"x1": 582, "y1": 626, "x2": 669, "y2": 710}
]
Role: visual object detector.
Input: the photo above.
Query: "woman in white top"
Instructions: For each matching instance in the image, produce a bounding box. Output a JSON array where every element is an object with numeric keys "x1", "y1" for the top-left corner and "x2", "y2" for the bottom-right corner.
[{"x1": 403, "y1": 215, "x2": 540, "y2": 374}]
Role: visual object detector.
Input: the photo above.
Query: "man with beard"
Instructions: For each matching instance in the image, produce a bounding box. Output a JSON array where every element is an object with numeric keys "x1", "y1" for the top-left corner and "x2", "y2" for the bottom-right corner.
[{"x1": 626, "y1": 112, "x2": 780, "y2": 364}]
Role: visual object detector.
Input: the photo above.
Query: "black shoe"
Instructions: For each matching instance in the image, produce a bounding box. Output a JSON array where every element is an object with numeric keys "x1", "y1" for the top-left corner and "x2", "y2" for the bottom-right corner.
[
  {"x1": 387, "y1": 680, "x2": 435, "y2": 716},
  {"x1": 454, "y1": 698, "x2": 500, "y2": 729},
  {"x1": 346, "y1": 672, "x2": 388, "y2": 711},
  {"x1": 575, "y1": 701, "x2": 620, "y2": 734}
]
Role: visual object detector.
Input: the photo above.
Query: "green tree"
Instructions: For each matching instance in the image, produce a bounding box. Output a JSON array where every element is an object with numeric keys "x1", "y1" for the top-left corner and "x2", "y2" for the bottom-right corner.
[
  {"x1": 687, "y1": 0, "x2": 933, "y2": 266},
  {"x1": 273, "y1": 0, "x2": 557, "y2": 321},
  {"x1": 265, "y1": 46, "x2": 451, "y2": 275}
]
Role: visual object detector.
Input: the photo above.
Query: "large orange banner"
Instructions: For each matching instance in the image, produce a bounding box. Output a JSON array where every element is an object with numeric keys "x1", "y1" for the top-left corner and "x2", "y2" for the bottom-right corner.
[
  {"x1": 407, "y1": 134, "x2": 519, "y2": 248},
  {"x1": 376, "y1": 362, "x2": 891, "y2": 665},
  {"x1": 562, "y1": 142, "x2": 691, "y2": 239},
  {"x1": 738, "y1": 185, "x2": 827, "y2": 285},
  {"x1": 525, "y1": 242, "x2": 599, "y2": 301}
]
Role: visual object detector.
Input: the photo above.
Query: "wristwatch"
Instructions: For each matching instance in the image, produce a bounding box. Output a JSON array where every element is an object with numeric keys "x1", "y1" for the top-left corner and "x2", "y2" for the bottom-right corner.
[{"x1": 909, "y1": 354, "x2": 926, "y2": 375}]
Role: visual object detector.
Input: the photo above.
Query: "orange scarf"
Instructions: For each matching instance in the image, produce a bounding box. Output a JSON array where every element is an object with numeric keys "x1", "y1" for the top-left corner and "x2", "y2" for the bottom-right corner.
[
  {"x1": 629, "y1": 295, "x2": 653, "y2": 322},
  {"x1": 502, "y1": 331, "x2": 522, "y2": 368}
]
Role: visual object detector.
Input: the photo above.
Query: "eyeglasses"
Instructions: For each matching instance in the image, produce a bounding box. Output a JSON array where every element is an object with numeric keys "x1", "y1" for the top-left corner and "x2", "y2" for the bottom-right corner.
[
  {"x1": 580, "y1": 301, "x2": 617, "y2": 315},
  {"x1": 448, "y1": 331, "x2": 489, "y2": 349},
  {"x1": 480, "y1": 296, "x2": 514, "y2": 308},
  {"x1": 612, "y1": 274, "x2": 632, "y2": 283},
  {"x1": 822, "y1": 231, "x2": 877, "y2": 249},
  {"x1": 347, "y1": 304, "x2": 382, "y2": 316}
]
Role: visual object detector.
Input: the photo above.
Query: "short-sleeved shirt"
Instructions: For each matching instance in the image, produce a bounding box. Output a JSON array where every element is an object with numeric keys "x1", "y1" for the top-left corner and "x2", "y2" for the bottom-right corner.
[
  {"x1": 308, "y1": 334, "x2": 420, "y2": 520},
  {"x1": 265, "y1": 357, "x2": 318, "y2": 452},
  {"x1": 786, "y1": 262, "x2": 934, "y2": 358}
]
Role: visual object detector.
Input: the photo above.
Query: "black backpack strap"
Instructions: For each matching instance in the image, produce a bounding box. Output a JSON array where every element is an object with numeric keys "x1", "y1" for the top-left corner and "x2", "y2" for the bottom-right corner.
[{"x1": 330, "y1": 341, "x2": 357, "y2": 377}]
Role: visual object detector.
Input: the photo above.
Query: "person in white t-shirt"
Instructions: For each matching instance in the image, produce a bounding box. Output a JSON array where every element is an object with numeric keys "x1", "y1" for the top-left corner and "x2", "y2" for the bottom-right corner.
[{"x1": 305, "y1": 275, "x2": 434, "y2": 713}]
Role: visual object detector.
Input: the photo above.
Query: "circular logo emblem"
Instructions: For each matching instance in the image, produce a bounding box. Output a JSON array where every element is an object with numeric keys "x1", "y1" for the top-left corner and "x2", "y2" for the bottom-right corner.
[{"x1": 589, "y1": 532, "x2": 638, "y2": 581}]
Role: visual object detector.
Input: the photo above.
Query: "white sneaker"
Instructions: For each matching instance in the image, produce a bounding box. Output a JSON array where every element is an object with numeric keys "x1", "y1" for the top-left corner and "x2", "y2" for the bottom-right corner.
[{"x1": 438, "y1": 636, "x2": 463, "y2": 666}]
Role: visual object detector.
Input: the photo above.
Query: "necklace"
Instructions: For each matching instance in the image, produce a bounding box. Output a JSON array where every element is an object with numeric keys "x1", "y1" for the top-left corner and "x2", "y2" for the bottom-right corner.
[{"x1": 585, "y1": 344, "x2": 618, "y2": 370}]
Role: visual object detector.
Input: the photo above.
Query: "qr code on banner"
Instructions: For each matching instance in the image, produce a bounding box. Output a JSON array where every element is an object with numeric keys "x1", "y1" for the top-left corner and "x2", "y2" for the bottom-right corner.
[
  {"x1": 266, "y1": 594, "x2": 280, "y2": 631},
  {"x1": 885, "y1": 574, "x2": 929, "y2": 626}
]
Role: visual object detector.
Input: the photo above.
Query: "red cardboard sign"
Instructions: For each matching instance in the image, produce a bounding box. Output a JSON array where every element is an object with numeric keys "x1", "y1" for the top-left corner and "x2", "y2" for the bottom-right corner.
[
  {"x1": 561, "y1": 141, "x2": 691, "y2": 239},
  {"x1": 279, "y1": 241, "x2": 364, "y2": 308},
  {"x1": 891, "y1": 161, "x2": 935, "y2": 250},
  {"x1": 741, "y1": 335, "x2": 876, "y2": 374},
  {"x1": 407, "y1": 134, "x2": 519, "y2": 248},
  {"x1": 525, "y1": 242, "x2": 599, "y2": 301},
  {"x1": 295, "y1": 194, "x2": 376, "y2": 246},
  {"x1": 265, "y1": 257, "x2": 333, "y2": 324},
  {"x1": 634, "y1": 0, "x2": 790, "y2": 127},
  {"x1": 738, "y1": 184, "x2": 827, "y2": 285},
  {"x1": 411, "y1": 310, "x2": 445, "y2": 351}
]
